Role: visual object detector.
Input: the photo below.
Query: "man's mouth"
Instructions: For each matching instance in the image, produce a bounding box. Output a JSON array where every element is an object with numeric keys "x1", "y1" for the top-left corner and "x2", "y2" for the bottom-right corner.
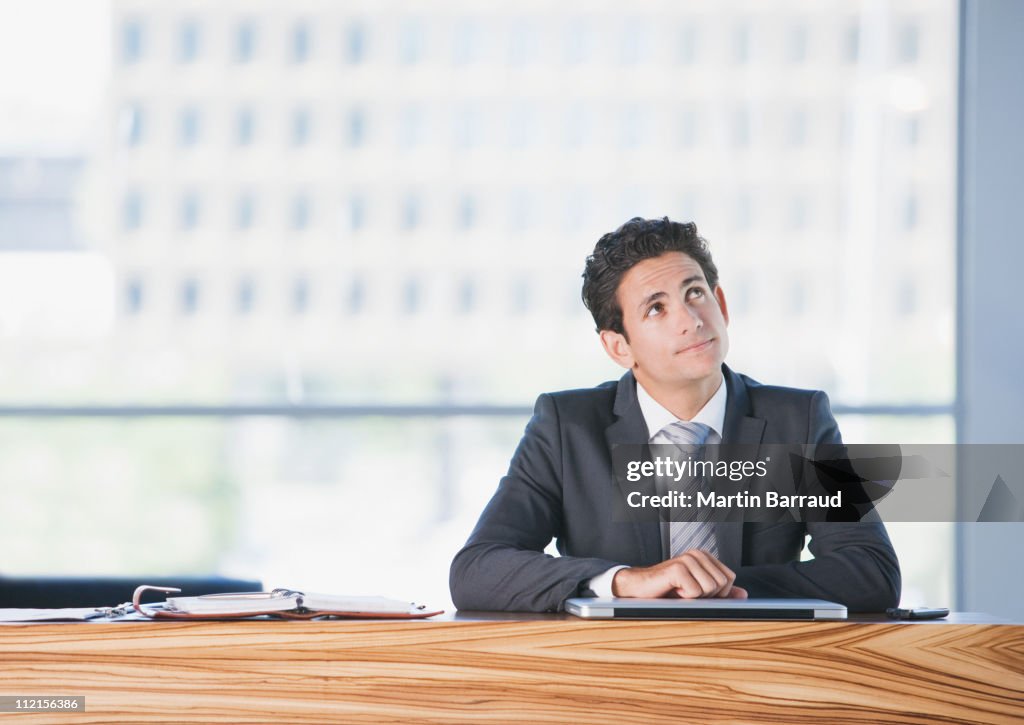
[{"x1": 677, "y1": 339, "x2": 713, "y2": 354}]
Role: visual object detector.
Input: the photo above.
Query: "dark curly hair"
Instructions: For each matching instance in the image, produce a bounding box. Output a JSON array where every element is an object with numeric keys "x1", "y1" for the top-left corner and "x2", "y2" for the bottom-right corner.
[{"x1": 581, "y1": 217, "x2": 719, "y2": 337}]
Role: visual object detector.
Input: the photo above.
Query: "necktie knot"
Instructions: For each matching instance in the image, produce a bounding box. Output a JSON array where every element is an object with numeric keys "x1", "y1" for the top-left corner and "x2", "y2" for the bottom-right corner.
[{"x1": 661, "y1": 420, "x2": 712, "y2": 446}]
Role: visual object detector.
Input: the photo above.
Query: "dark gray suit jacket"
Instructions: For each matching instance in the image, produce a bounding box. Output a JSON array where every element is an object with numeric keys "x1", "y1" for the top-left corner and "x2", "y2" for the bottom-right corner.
[{"x1": 450, "y1": 365, "x2": 901, "y2": 612}]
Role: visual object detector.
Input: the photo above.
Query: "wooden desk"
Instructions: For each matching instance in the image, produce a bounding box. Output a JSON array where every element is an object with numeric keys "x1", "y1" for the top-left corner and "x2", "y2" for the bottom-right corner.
[{"x1": 1, "y1": 613, "x2": 1021, "y2": 724}]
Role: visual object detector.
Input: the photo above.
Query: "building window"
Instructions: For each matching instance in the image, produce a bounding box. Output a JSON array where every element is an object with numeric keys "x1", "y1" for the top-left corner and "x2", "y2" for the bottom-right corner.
[
  {"x1": 122, "y1": 19, "x2": 143, "y2": 64},
  {"x1": 291, "y1": 277, "x2": 310, "y2": 315},
  {"x1": 345, "y1": 194, "x2": 366, "y2": 232},
  {"x1": 454, "y1": 104, "x2": 481, "y2": 149},
  {"x1": 564, "y1": 19, "x2": 593, "y2": 65},
  {"x1": 236, "y1": 108, "x2": 255, "y2": 145},
  {"x1": 345, "y1": 22, "x2": 366, "y2": 64},
  {"x1": 292, "y1": 22, "x2": 311, "y2": 63},
  {"x1": 179, "y1": 107, "x2": 200, "y2": 147},
  {"x1": 237, "y1": 277, "x2": 255, "y2": 315},
  {"x1": 125, "y1": 277, "x2": 143, "y2": 314},
  {"x1": 844, "y1": 24, "x2": 860, "y2": 63},
  {"x1": 346, "y1": 277, "x2": 365, "y2": 314},
  {"x1": 453, "y1": 19, "x2": 480, "y2": 65},
  {"x1": 508, "y1": 20, "x2": 538, "y2": 66},
  {"x1": 619, "y1": 105, "x2": 647, "y2": 148},
  {"x1": 399, "y1": 19, "x2": 424, "y2": 65},
  {"x1": 291, "y1": 195, "x2": 310, "y2": 230},
  {"x1": 457, "y1": 194, "x2": 477, "y2": 231},
  {"x1": 620, "y1": 19, "x2": 649, "y2": 65},
  {"x1": 180, "y1": 193, "x2": 200, "y2": 230},
  {"x1": 402, "y1": 278, "x2": 420, "y2": 315},
  {"x1": 508, "y1": 103, "x2": 537, "y2": 148},
  {"x1": 677, "y1": 106, "x2": 697, "y2": 147},
  {"x1": 179, "y1": 20, "x2": 200, "y2": 63},
  {"x1": 508, "y1": 189, "x2": 536, "y2": 234},
  {"x1": 787, "y1": 109, "x2": 807, "y2": 147},
  {"x1": 236, "y1": 193, "x2": 255, "y2": 230},
  {"x1": 734, "y1": 192, "x2": 752, "y2": 231},
  {"x1": 898, "y1": 23, "x2": 919, "y2": 64},
  {"x1": 678, "y1": 24, "x2": 697, "y2": 65},
  {"x1": 120, "y1": 104, "x2": 144, "y2": 146},
  {"x1": 734, "y1": 24, "x2": 751, "y2": 64},
  {"x1": 122, "y1": 191, "x2": 142, "y2": 231},
  {"x1": 732, "y1": 107, "x2": 751, "y2": 148},
  {"x1": 564, "y1": 103, "x2": 594, "y2": 148},
  {"x1": 347, "y1": 108, "x2": 366, "y2": 147},
  {"x1": 180, "y1": 278, "x2": 200, "y2": 315},
  {"x1": 401, "y1": 195, "x2": 420, "y2": 231},
  {"x1": 457, "y1": 279, "x2": 476, "y2": 314},
  {"x1": 905, "y1": 115, "x2": 920, "y2": 146},
  {"x1": 510, "y1": 277, "x2": 531, "y2": 315},
  {"x1": 904, "y1": 194, "x2": 918, "y2": 230},
  {"x1": 235, "y1": 21, "x2": 256, "y2": 63},
  {"x1": 291, "y1": 108, "x2": 311, "y2": 146},
  {"x1": 788, "y1": 195, "x2": 808, "y2": 230},
  {"x1": 399, "y1": 104, "x2": 424, "y2": 149},
  {"x1": 788, "y1": 25, "x2": 808, "y2": 63}
]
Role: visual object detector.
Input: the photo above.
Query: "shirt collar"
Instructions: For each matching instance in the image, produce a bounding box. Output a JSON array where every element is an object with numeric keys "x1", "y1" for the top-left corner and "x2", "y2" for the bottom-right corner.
[{"x1": 636, "y1": 373, "x2": 727, "y2": 442}]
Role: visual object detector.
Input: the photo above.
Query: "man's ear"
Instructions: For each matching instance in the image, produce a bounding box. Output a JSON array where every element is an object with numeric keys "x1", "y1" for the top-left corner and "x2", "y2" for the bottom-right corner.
[
  {"x1": 714, "y1": 285, "x2": 730, "y2": 325},
  {"x1": 599, "y1": 329, "x2": 635, "y2": 369}
]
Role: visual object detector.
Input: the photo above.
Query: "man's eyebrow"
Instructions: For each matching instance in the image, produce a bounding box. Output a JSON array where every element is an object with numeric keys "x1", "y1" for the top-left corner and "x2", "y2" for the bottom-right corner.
[
  {"x1": 637, "y1": 291, "x2": 666, "y2": 311},
  {"x1": 680, "y1": 275, "x2": 705, "y2": 288}
]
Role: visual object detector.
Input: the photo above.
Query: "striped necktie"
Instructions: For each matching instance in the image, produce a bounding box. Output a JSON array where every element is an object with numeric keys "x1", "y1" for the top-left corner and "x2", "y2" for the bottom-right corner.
[{"x1": 660, "y1": 420, "x2": 718, "y2": 558}]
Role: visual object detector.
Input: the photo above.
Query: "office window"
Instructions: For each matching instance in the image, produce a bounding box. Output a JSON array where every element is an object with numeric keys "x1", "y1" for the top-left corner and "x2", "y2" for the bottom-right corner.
[
  {"x1": 236, "y1": 108, "x2": 255, "y2": 146},
  {"x1": 180, "y1": 192, "x2": 200, "y2": 230},
  {"x1": 292, "y1": 22, "x2": 311, "y2": 63},
  {"x1": 179, "y1": 20, "x2": 200, "y2": 63},
  {"x1": 453, "y1": 19, "x2": 480, "y2": 65},
  {"x1": 788, "y1": 195, "x2": 808, "y2": 230},
  {"x1": 236, "y1": 193, "x2": 255, "y2": 230},
  {"x1": 905, "y1": 115, "x2": 921, "y2": 146},
  {"x1": 898, "y1": 278, "x2": 916, "y2": 317},
  {"x1": 788, "y1": 25, "x2": 808, "y2": 64},
  {"x1": 677, "y1": 106, "x2": 697, "y2": 147},
  {"x1": 564, "y1": 102, "x2": 595, "y2": 148},
  {"x1": 564, "y1": 19, "x2": 594, "y2": 65},
  {"x1": 401, "y1": 195, "x2": 420, "y2": 231},
  {"x1": 732, "y1": 107, "x2": 751, "y2": 148},
  {"x1": 457, "y1": 278, "x2": 476, "y2": 314},
  {"x1": 457, "y1": 194, "x2": 477, "y2": 231},
  {"x1": 734, "y1": 24, "x2": 751, "y2": 64},
  {"x1": 124, "y1": 277, "x2": 143, "y2": 315},
  {"x1": 346, "y1": 276, "x2": 365, "y2": 314},
  {"x1": 402, "y1": 278, "x2": 420, "y2": 315},
  {"x1": 620, "y1": 19, "x2": 649, "y2": 65},
  {"x1": 180, "y1": 278, "x2": 200, "y2": 315},
  {"x1": 344, "y1": 194, "x2": 366, "y2": 232},
  {"x1": 399, "y1": 104, "x2": 425, "y2": 149},
  {"x1": 291, "y1": 277, "x2": 310, "y2": 315},
  {"x1": 291, "y1": 108, "x2": 311, "y2": 146},
  {"x1": 345, "y1": 22, "x2": 367, "y2": 64},
  {"x1": 788, "y1": 280, "x2": 806, "y2": 316},
  {"x1": 510, "y1": 277, "x2": 532, "y2": 315},
  {"x1": 347, "y1": 108, "x2": 366, "y2": 147},
  {"x1": 237, "y1": 277, "x2": 255, "y2": 315},
  {"x1": 734, "y1": 192, "x2": 753, "y2": 231},
  {"x1": 122, "y1": 191, "x2": 142, "y2": 231},
  {"x1": 844, "y1": 23, "x2": 860, "y2": 63},
  {"x1": 787, "y1": 109, "x2": 808, "y2": 147},
  {"x1": 898, "y1": 23, "x2": 920, "y2": 63},
  {"x1": 508, "y1": 103, "x2": 537, "y2": 148},
  {"x1": 678, "y1": 24, "x2": 697, "y2": 64},
  {"x1": 508, "y1": 20, "x2": 538, "y2": 66},
  {"x1": 454, "y1": 104, "x2": 481, "y2": 149},
  {"x1": 508, "y1": 189, "x2": 536, "y2": 233},
  {"x1": 120, "y1": 104, "x2": 144, "y2": 146},
  {"x1": 235, "y1": 21, "x2": 256, "y2": 63},
  {"x1": 122, "y1": 19, "x2": 143, "y2": 64},
  {"x1": 179, "y1": 107, "x2": 200, "y2": 147},
  {"x1": 619, "y1": 105, "x2": 647, "y2": 148},
  {"x1": 903, "y1": 193, "x2": 918, "y2": 230},
  {"x1": 290, "y1": 195, "x2": 310, "y2": 230},
  {"x1": 399, "y1": 19, "x2": 424, "y2": 65}
]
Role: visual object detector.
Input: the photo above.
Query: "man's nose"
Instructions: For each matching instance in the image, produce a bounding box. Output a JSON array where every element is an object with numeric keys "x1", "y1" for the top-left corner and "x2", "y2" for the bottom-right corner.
[{"x1": 674, "y1": 301, "x2": 702, "y2": 333}]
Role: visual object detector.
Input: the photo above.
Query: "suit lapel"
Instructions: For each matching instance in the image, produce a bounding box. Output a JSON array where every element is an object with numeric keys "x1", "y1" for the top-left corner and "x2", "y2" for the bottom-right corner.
[
  {"x1": 716, "y1": 365, "x2": 766, "y2": 572},
  {"x1": 605, "y1": 371, "x2": 663, "y2": 567}
]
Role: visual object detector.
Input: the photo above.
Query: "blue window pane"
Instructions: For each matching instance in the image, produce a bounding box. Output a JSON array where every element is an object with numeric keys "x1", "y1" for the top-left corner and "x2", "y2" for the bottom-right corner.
[
  {"x1": 346, "y1": 22, "x2": 366, "y2": 64},
  {"x1": 399, "y1": 20, "x2": 424, "y2": 64},
  {"x1": 122, "y1": 20, "x2": 143, "y2": 64},
  {"x1": 237, "y1": 194, "x2": 254, "y2": 229},
  {"x1": 236, "y1": 21, "x2": 256, "y2": 63},
  {"x1": 347, "y1": 108, "x2": 366, "y2": 147},
  {"x1": 181, "y1": 194, "x2": 200, "y2": 230},
  {"x1": 292, "y1": 278, "x2": 309, "y2": 314},
  {"x1": 179, "y1": 20, "x2": 200, "y2": 63},
  {"x1": 236, "y1": 108, "x2": 254, "y2": 145},
  {"x1": 122, "y1": 191, "x2": 142, "y2": 230},
  {"x1": 291, "y1": 196, "x2": 310, "y2": 229},
  {"x1": 237, "y1": 278, "x2": 255, "y2": 314},
  {"x1": 180, "y1": 279, "x2": 199, "y2": 315},
  {"x1": 180, "y1": 108, "x2": 200, "y2": 146},
  {"x1": 293, "y1": 23, "x2": 310, "y2": 63},
  {"x1": 125, "y1": 278, "x2": 143, "y2": 314},
  {"x1": 292, "y1": 109, "x2": 311, "y2": 146},
  {"x1": 402, "y1": 195, "x2": 420, "y2": 230}
]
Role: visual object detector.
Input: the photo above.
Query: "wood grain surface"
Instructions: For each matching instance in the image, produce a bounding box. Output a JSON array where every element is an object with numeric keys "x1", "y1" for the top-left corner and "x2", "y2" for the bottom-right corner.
[{"x1": 0, "y1": 615, "x2": 1021, "y2": 724}]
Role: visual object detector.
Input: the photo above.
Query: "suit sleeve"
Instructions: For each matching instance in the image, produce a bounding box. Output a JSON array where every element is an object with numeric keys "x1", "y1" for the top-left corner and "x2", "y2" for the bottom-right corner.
[
  {"x1": 449, "y1": 394, "x2": 620, "y2": 612},
  {"x1": 734, "y1": 391, "x2": 903, "y2": 612}
]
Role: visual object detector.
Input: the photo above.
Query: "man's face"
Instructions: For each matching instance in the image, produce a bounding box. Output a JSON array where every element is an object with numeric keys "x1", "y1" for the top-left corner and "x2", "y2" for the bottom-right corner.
[{"x1": 600, "y1": 252, "x2": 730, "y2": 393}]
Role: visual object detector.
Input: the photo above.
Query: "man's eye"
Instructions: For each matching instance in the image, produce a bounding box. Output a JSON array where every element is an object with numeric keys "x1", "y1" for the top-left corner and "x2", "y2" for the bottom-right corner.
[
  {"x1": 646, "y1": 303, "x2": 664, "y2": 317},
  {"x1": 687, "y1": 288, "x2": 706, "y2": 300}
]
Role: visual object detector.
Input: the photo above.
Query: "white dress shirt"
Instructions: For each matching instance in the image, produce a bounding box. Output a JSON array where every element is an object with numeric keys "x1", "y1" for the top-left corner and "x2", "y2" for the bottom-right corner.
[{"x1": 584, "y1": 373, "x2": 728, "y2": 597}]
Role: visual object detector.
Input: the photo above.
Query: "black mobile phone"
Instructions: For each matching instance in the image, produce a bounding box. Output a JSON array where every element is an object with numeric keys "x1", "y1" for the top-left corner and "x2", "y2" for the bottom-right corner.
[{"x1": 885, "y1": 607, "x2": 950, "y2": 620}]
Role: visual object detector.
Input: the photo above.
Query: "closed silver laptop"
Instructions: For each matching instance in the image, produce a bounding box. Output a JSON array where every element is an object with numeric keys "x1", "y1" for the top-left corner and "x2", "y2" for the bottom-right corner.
[{"x1": 565, "y1": 597, "x2": 847, "y2": 620}]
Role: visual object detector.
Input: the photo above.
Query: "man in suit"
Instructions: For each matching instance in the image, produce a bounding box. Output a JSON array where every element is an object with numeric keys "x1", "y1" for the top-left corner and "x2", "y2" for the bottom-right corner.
[{"x1": 450, "y1": 217, "x2": 901, "y2": 613}]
